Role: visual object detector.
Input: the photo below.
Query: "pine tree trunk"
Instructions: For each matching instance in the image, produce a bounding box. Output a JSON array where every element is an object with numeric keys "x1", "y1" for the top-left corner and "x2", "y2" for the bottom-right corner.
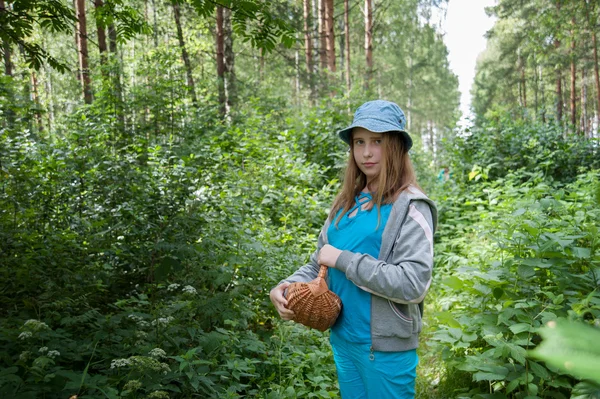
[
  {"x1": 318, "y1": 0, "x2": 327, "y2": 70},
  {"x1": 592, "y1": 25, "x2": 600, "y2": 134},
  {"x1": 570, "y1": 17, "x2": 577, "y2": 131},
  {"x1": 325, "y1": 0, "x2": 335, "y2": 72},
  {"x1": 521, "y1": 54, "x2": 527, "y2": 108},
  {"x1": 216, "y1": 6, "x2": 226, "y2": 116},
  {"x1": 172, "y1": 1, "x2": 197, "y2": 106},
  {"x1": 76, "y1": 0, "x2": 92, "y2": 103},
  {"x1": 344, "y1": 0, "x2": 351, "y2": 92},
  {"x1": 555, "y1": 1, "x2": 562, "y2": 122},
  {"x1": 364, "y1": 0, "x2": 373, "y2": 90},
  {"x1": 30, "y1": 71, "x2": 43, "y2": 132},
  {"x1": 223, "y1": 7, "x2": 236, "y2": 113},
  {"x1": 108, "y1": 23, "x2": 125, "y2": 129},
  {"x1": 94, "y1": 0, "x2": 108, "y2": 80},
  {"x1": 152, "y1": 0, "x2": 158, "y2": 47},
  {"x1": 581, "y1": 67, "x2": 587, "y2": 135},
  {"x1": 303, "y1": 0, "x2": 315, "y2": 97}
]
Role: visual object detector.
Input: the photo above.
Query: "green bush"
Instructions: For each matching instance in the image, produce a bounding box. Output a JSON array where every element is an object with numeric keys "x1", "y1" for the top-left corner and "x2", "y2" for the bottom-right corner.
[{"x1": 428, "y1": 169, "x2": 600, "y2": 398}]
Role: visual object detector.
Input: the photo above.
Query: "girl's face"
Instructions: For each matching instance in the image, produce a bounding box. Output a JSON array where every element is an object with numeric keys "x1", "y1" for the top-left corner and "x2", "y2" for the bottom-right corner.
[{"x1": 352, "y1": 127, "x2": 383, "y2": 185}]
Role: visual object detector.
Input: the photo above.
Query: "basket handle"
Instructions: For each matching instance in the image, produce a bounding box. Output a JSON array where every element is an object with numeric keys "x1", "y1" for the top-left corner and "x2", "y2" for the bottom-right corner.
[{"x1": 317, "y1": 264, "x2": 328, "y2": 279}]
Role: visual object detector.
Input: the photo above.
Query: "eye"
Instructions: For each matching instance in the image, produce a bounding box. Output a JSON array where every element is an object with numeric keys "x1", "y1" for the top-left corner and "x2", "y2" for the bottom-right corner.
[
  {"x1": 354, "y1": 139, "x2": 364, "y2": 145},
  {"x1": 374, "y1": 139, "x2": 382, "y2": 145}
]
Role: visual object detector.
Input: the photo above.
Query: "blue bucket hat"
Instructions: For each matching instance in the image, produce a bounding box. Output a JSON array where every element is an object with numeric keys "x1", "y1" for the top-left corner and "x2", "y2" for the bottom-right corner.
[{"x1": 338, "y1": 100, "x2": 412, "y2": 151}]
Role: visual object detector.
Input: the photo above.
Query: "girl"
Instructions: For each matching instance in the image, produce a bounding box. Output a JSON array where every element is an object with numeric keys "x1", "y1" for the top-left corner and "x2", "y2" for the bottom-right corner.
[{"x1": 270, "y1": 100, "x2": 437, "y2": 398}]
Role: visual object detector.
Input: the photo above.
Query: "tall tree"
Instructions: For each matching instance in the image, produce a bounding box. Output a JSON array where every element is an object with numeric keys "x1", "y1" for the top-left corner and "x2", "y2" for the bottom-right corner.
[
  {"x1": 570, "y1": 15, "x2": 577, "y2": 130},
  {"x1": 303, "y1": 0, "x2": 315, "y2": 97},
  {"x1": 344, "y1": 0, "x2": 350, "y2": 92},
  {"x1": 364, "y1": 0, "x2": 373, "y2": 90},
  {"x1": 585, "y1": 0, "x2": 600, "y2": 132},
  {"x1": 318, "y1": 0, "x2": 326, "y2": 70},
  {"x1": 93, "y1": 0, "x2": 108, "y2": 74},
  {"x1": 216, "y1": 5, "x2": 226, "y2": 116},
  {"x1": 223, "y1": 7, "x2": 236, "y2": 113},
  {"x1": 325, "y1": 0, "x2": 335, "y2": 72},
  {"x1": 75, "y1": 0, "x2": 92, "y2": 103},
  {"x1": 172, "y1": 1, "x2": 197, "y2": 106}
]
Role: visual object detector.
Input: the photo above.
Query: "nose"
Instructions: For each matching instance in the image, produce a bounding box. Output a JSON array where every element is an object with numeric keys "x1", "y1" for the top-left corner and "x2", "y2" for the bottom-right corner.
[{"x1": 363, "y1": 143, "x2": 372, "y2": 158}]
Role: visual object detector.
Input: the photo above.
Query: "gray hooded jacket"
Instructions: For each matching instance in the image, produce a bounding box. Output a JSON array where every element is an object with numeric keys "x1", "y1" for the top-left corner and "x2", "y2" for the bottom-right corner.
[{"x1": 280, "y1": 186, "x2": 437, "y2": 352}]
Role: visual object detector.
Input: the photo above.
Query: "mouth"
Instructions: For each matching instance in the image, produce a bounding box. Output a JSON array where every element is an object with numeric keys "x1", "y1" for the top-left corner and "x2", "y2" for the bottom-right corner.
[{"x1": 363, "y1": 162, "x2": 376, "y2": 167}]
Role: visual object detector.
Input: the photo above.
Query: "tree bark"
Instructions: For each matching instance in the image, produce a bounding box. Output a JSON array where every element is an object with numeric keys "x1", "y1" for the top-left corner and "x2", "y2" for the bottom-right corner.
[
  {"x1": 107, "y1": 23, "x2": 124, "y2": 129},
  {"x1": 555, "y1": 1, "x2": 562, "y2": 122},
  {"x1": 172, "y1": 1, "x2": 197, "y2": 106},
  {"x1": 76, "y1": 0, "x2": 92, "y2": 104},
  {"x1": 216, "y1": 6, "x2": 226, "y2": 116},
  {"x1": 223, "y1": 7, "x2": 236, "y2": 113},
  {"x1": 344, "y1": 0, "x2": 350, "y2": 91},
  {"x1": 520, "y1": 51, "x2": 527, "y2": 108},
  {"x1": 365, "y1": 0, "x2": 373, "y2": 90},
  {"x1": 303, "y1": 0, "x2": 314, "y2": 96},
  {"x1": 589, "y1": 2, "x2": 600, "y2": 134},
  {"x1": 325, "y1": 0, "x2": 335, "y2": 72},
  {"x1": 570, "y1": 16, "x2": 577, "y2": 131},
  {"x1": 93, "y1": 0, "x2": 108, "y2": 81},
  {"x1": 31, "y1": 71, "x2": 43, "y2": 132},
  {"x1": 318, "y1": 0, "x2": 327, "y2": 70},
  {"x1": 581, "y1": 67, "x2": 587, "y2": 135}
]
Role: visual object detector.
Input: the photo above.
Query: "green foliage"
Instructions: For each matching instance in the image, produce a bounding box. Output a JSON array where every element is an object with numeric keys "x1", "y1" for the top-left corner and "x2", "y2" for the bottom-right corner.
[
  {"x1": 428, "y1": 167, "x2": 600, "y2": 398},
  {"x1": 188, "y1": 0, "x2": 296, "y2": 51},
  {"x1": 0, "y1": 0, "x2": 75, "y2": 71},
  {"x1": 446, "y1": 115, "x2": 600, "y2": 184},
  {"x1": 0, "y1": 89, "x2": 349, "y2": 397}
]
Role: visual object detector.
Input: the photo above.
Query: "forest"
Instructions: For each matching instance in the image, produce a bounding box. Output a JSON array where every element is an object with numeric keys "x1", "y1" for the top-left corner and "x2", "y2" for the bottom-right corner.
[{"x1": 0, "y1": 0, "x2": 599, "y2": 398}]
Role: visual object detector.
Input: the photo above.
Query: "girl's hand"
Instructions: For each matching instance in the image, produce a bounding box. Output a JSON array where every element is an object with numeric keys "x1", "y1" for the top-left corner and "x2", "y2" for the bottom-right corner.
[
  {"x1": 318, "y1": 244, "x2": 343, "y2": 268},
  {"x1": 269, "y1": 283, "x2": 295, "y2": 320}
]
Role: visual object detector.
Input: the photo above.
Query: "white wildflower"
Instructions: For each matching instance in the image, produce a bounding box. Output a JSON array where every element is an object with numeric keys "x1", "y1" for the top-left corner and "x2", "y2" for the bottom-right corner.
[
  {"x1": 147, "y1": 391, "x2": 170, "y2": 399},
  {"x1": 182, "y1": 285, "x2": 197, "y2": 295},
  {"x1": 167, "y1": 283, "x2": 180, "y2": 292},
  {"x1": 18, "y1": 332, "x2": 32, "y2": 340},
  {"x1": 124, "y1": 380, "x2": 142, "y2": 391},
  {"x1": 110, "y1": 358, "x2": 132, "y2": 369},
  {"x1": 47, "y1": 350, "x2": 60, "y2": 359},
  {"x1": 151, "y1": 316, "x2": 174, "y2": 327},
  {"x1": 38, "y1": 346, "x2": 48, "y2": 354},
  {"x1": 19, "y1": 351, "x2": 31, "y2": 362},
  {"x1": 23, "y1": 319, "x2": 49, "y2": 331},
  {"x1": 135, "y1": 331, "x2": 147, "y2": 338},
  {"x1": 148, "y1": 348, "x2": 167, "y2": 359}
]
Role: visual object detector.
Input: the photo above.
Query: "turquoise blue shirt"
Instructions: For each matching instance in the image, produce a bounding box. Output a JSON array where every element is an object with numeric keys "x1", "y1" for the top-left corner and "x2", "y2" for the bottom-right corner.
[{"x1": 327, "y1": 192, "x2": 392, "y2": 344}]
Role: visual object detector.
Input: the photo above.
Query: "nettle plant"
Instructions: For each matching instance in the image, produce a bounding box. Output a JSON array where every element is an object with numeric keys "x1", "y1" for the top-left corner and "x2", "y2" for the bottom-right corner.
[{"x1": 430, "y1": 170, "x2": 600, "y2": 398}]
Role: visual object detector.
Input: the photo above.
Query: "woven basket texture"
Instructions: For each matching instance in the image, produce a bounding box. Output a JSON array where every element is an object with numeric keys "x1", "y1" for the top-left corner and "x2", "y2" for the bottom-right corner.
[{"x1": 286, "y1": 265, "x2": 342, "y2": 332}]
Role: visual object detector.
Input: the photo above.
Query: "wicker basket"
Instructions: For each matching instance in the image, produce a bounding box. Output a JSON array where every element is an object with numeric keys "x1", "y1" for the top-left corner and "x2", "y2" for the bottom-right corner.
[{"x1": 286, "y1": 265, "x2": 342, "y2": 332}]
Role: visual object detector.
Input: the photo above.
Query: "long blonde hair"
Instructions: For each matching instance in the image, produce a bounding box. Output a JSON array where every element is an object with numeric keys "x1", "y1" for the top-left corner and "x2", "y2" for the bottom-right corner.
[{"x1": 329, "y1": 131, "x2": 421, "y2": 226}]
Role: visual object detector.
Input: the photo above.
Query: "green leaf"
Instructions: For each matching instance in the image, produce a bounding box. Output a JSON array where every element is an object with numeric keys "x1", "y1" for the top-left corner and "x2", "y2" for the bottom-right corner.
[
  {"x1": 474, "y1": 371, "x2": 507, "y2": 382},
  {"x1": 529, "y1": 320, "x2": 600, "y2": 384},
  {"x1": 509, "y1": 323, "x2": 531, "y2": 335},
  {"x1": 493, "y1": 287, "x2": 504, "y2": 299},
  {"x1": 528, "y1": 360, "x2": 550, "y2": 380},
  {"x1": 442, "y1": 276, "x2": 464, "y2": 290},
  {"x1": 517, "y1": 265, "x2": 536, "y2": 279}
]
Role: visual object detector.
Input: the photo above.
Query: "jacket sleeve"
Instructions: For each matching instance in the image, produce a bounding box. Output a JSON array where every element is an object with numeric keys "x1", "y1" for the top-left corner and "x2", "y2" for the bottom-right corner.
[
  {"x1": 276, "y1": 222, "x2": 329, "y2": 286},
  {"x1": 334, "y1": 200, "x2": 434, "y2": 304}
]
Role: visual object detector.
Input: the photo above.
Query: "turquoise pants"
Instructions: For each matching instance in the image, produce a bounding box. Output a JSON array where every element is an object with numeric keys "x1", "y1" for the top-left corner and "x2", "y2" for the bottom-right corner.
[{"x1": 331, "y1": 337, "x2": 418, "y2": 399}]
